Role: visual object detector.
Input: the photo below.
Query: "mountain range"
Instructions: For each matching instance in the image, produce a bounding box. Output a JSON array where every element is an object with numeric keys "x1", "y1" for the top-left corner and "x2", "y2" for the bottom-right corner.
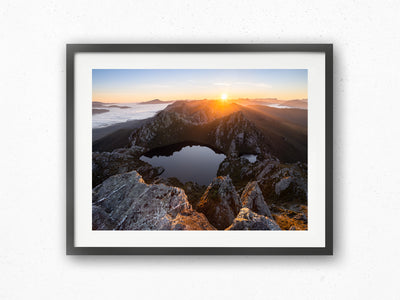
[{"x1": 92, "y1": 100, "x2": 308, "y2": 230}]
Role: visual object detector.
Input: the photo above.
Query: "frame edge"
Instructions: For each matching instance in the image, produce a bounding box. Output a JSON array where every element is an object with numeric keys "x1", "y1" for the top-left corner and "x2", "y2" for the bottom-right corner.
[
  {"x1": 66, "y1": 45, "x2": 75, "y2": 255},
  {"x1": 66, "y1": 43, "x2": 334, "y2": 255}
]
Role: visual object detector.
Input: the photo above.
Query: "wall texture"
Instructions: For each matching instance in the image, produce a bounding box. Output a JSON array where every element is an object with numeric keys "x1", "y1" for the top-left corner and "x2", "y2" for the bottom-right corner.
[{"x1": 1, "y1": 0, "x2": 399, "y2": 299}]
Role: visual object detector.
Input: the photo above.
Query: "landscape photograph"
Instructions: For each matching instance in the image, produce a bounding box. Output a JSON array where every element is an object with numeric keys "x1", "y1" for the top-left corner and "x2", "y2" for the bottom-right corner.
[{"x1": 92, "y1": 69, "x2": 308, "y2": 231}]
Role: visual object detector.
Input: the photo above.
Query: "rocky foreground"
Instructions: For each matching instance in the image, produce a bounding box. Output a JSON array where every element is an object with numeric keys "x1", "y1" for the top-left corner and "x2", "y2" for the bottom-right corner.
[
  {"x1": 93, "y1": 171, "x2": 215, "y2": 230},
  {"x1": 92, "y1": 100, "x2": 308, "y2": 230},
  {"x1": 93, "y1": 171, "x2": 281, "y2": 230}
]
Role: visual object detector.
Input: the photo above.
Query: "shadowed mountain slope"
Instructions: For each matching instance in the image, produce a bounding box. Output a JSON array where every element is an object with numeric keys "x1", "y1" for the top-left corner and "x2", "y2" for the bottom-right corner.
[{"x1": 128, "y1": 100, "x2": 307, "y2": 162}]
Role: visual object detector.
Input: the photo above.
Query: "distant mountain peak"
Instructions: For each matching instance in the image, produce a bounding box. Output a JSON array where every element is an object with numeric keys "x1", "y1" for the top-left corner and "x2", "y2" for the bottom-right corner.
[{"x1": 138, "y1": 99, "x2": 173, "y2": 105}]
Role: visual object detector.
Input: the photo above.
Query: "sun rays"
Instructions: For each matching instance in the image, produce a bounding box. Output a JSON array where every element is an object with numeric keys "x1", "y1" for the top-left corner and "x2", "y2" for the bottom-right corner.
[{"x1": 220, "y1": 93, "x2": 228, "y2": 102}]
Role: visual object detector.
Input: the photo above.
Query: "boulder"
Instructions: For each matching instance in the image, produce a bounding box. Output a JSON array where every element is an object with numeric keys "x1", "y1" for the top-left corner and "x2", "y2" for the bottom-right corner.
[
  {"x1": 196, "y1": 175, "x2": 241, "y2": 230},
  {"x1": 161, "y1": 209, "x2": 216, "y2": 230},
  {"x1": 252, "y1": 159, "x2": 308, "y2": 205},
  {"x1": 240, "y1": 181, "x2": 273, "y2": 219},
  {"x1": 92, "y1": 170, "x2": 215, "y2": 230},
  {"x1": 226, "y1": 208, "x2": 281, "y2": 231}
]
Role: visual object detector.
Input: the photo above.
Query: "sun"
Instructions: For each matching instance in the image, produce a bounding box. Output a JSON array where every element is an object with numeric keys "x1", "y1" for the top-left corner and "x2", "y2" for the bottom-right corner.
[{"x1": 220, "y1": 93, "x2": 228, "y2": 102}]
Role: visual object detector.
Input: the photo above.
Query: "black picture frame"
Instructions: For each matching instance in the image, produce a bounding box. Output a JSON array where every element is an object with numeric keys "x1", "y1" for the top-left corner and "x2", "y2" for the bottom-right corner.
[{"x1": 67, "y1": 44, "x2": 333, "y2": 255}]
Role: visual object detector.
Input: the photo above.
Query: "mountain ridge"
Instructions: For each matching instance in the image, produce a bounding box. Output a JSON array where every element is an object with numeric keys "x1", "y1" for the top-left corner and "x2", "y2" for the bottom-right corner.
[
  {"x1": 138, "y1": 99, "x2": 174, "y2": 105},
  {"x1": 92, "y1": 99, "x2": 308, "y2": 230},
  {"x1": 128, "y1": 100, "x2": 307, "y2": 162}
]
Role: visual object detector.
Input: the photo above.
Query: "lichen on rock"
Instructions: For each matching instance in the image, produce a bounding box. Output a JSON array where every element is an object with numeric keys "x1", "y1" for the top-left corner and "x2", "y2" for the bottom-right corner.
[
  {"x1": 92, "y1": 170, "x2": 215, "y2": 230},
  {"x1": 240, "y1": 181, "x2": 273, "y2": 219},
  {"x1": 226, "y1": 208, "x2": 281, "y2": 231}
]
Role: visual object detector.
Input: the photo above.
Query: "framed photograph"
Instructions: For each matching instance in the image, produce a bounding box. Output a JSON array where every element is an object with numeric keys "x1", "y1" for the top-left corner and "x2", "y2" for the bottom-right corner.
[{"x1": 67, "y1": 44, "x2": 333, "y2": 255}]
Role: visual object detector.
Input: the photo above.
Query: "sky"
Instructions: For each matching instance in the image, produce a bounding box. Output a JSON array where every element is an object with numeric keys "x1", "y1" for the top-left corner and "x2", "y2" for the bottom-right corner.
[{"x1": 92, "y1": 69, "x2": 307, "y2": 103}]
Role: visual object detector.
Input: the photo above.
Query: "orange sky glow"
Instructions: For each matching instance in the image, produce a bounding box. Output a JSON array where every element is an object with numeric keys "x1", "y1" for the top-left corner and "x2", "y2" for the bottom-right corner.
[{"x1": 92, "y1": 69, "x2": 308, "y2": 103}]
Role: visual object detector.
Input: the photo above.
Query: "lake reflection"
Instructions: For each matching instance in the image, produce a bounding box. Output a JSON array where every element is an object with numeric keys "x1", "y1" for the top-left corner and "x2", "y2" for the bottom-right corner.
[{"x1": 140, "y1": 144, "x2": 226, "y2": 186}]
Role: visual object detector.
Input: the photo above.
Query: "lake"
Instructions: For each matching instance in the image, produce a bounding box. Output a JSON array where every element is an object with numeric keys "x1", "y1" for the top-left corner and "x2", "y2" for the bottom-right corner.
[{"x1": 140, "y1": 144, "x2": 226, "y2": 186}]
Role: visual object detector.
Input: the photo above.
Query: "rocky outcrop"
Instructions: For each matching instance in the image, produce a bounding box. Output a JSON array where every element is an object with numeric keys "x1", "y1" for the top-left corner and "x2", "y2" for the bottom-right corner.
[
  {"x1": 92, "y1": 147, "x2": 163, "y2": 187},
  {"x1": 273, "y1": 164, "x2": 307, "y2": 197},
  {"x1": 91, "y1": 100, "x2": 309, "y2": 231},
  {"x1": 209, "y1": 111, "x2": 264, "y2": 157},
  {"x1": 270, "y1": 204, "x2": 308, "y2": 230},
  {"x1": 226, "y1": 208, "x2": 281, "y2": 230},
  {"x1": 128, "y1": 102, "x2": 267, "y2": 158},
  {"x1": 258, "y1": 161, "x2": 307, "y2": 204},
  {"x1": 218, "y1": 157, "x2": 307, "y2": 205},
  {"x1": 129, "y1": 110, "x2": 196, "y2": 149},
  {"x1": 196, "y1": 176, "x2": 241, "y2": 229},
  {"x1": 218, "y1": 157, "x2": 253, "y2": 180},
  {"x1": 240, "y1": 181, "x2": 273, "y2": 219},
  {"x1": 92, "y1": 171, "x2": 215, "y2": 230},
  {"x1": 152, "y1": 176, "x2": 208, "y2": 208},
  {"x1": 164, "y1": 210, "x2": 216, "y2": 230},
  {"x1": 162, "y1": 100, "x2": 241, "y2": 124}
]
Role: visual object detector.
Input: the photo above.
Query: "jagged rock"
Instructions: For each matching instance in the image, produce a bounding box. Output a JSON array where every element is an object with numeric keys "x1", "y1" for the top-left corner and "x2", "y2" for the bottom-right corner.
[
  {"x1": 275, "y1": 177, "x2": 293, "y2": 195},
  {"x1": 92, "y1": 148, "x2": 163, "y2": 187},
  {"x1": 218, "y1": 157, "x2": 254, "y2": 180},
  {"x1": 115, "y1": 99, "x2": 306, "y2": 163},
  {"x1": 210, "y1": 111, "x2": 264, "y2": 157},
  {"x1": 294, "y1": 213, "x2": 307, "y2": 221},
  {"x1": 153, "y1": 177, "x2": 207, "y2": 208},
  {"x1": 240, "y1": 181, "x2": 273, "y2": 219},
  {"x1": 129, "y1": 102, "x2": 268, "y2": 159},
  {"x1": 92, "y1": 171, "x2": 215, "y2": 230},
  {"x1": 92, "y1": 205, "x2": 114, "y2": 229},
  {"x1": 270, "y1": 204, "x2": 308, "y2": 230},
  {"x1": 163, "y1": 100, "x2": 241, "y2": 124},
  {"x1": 252, "y1": 159, "x2": 308, "y2": 204},
  {"x1": 129, "y1": 110, "x2": 194, "y2": 149},
  {"x1": 226, "y1": 208, "x2": 281, "y2": 230},
  {"x1": 161, "y1": 209, "x2": 216, "y2": 230},
  {"x1": 217, "y1": 156, "x2": 307, "y2": 205},
  {"x1": 196, "y1": 175, "x2": 241, "y2": 230},
  {"x1": 269, "y1": 163, "x2": 307, "y2": 201},
  {"x1": 255, "y1": 159, "x2": 279, "y2": 180}
]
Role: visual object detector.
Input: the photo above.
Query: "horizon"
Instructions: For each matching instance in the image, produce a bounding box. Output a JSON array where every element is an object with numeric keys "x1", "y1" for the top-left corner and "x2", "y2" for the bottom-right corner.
[
  {"x1": 92, "y1": 69, "x2": 308, "y2": 103},
  {"x1": 93, "y1": 97, "x2": 308, "y2": 104}
]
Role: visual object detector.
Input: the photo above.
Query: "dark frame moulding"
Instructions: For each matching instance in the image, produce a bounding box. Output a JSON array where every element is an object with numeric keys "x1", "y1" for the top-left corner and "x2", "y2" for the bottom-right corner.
[{"x1": 66, "y1": 44, "x2": 333, "y2": 255}]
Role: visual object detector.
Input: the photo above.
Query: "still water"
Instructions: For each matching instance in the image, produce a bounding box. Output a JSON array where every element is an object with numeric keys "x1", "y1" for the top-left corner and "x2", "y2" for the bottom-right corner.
[{"x1": 140, "y1": 144, "x2": 226, "y2": 186}]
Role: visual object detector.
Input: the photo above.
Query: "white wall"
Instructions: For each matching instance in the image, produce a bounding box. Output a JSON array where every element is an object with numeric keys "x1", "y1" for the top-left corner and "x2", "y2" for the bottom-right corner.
[{"x1": 1, "y1": 0, "x2": 399, "y2": 299}]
